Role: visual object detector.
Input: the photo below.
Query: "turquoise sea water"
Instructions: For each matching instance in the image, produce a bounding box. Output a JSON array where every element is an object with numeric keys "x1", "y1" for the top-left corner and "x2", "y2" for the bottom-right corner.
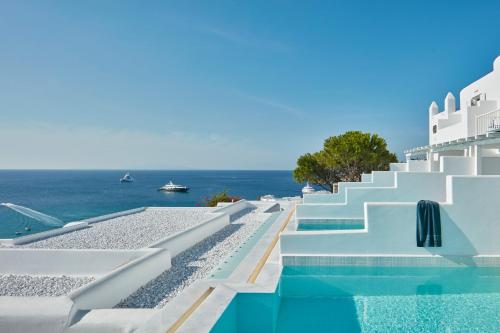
[
  {"x1": 0, "y1": 170, "x2": 300, "y2": 238},
  {"x1": 211, "y1": 265, "x2": 500, "y2": 333}
]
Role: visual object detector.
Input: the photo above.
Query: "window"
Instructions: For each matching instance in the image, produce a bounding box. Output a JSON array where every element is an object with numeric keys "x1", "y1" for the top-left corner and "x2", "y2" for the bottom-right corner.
[
  {"x1": 471, "y1": 94, "x2": 481, "y2": 106},
  {"x1": 432, "y1": 125, "x2": 437, "y2": 134}
]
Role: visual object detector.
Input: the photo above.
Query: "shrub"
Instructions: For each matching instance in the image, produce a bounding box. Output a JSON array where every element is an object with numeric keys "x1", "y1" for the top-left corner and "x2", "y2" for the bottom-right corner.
[{"x1": 203, "y1": 190, "x2": 242, "y2": 207}]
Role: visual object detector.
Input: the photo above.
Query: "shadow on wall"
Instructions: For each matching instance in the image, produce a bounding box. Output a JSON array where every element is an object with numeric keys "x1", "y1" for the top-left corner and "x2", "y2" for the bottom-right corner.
[{"x1": 425, "y1": 208, "x2": 478, "y2": 265}]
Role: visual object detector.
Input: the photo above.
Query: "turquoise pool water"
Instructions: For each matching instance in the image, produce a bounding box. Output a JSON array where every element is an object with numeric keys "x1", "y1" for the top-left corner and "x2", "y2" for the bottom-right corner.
[
  {"x1": 297, "y1": 223, "x2": 364, "y2": 231},
  {"x1": 296, "y1": 218, "x2": 364, "y2": 231},
  {"x1": 211, "y1": 265, "x2": 500, "y2": 332}
]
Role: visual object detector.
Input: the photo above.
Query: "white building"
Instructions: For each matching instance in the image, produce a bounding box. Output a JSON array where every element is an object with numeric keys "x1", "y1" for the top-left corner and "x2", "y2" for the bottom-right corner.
[
  {"x1": 428, "y1": 56, "x2": 500, "y2": 145},
  {"x1": 287, "y1": 55, "x2": 500, "y2": 257},
  {"x1": 404, "y1": 56, "x2": 500, "y2": 175}
]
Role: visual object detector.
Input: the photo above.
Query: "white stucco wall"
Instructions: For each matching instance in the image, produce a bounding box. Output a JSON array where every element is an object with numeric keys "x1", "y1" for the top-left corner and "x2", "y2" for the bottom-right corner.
[
  {"x1": 361, "y1": 173, "x2": 372, "y2": 182},
  {"x1": 481, "y1": 156, "x2": 500, "y2": 175},
  {"x1": 213, "y1": 200, "x2": 256, "y2": 216},
  {"x1": 303, "y1": 171, "x2": 396, "y2": 204},
  {"x1": 68, "y1": 248, "x2": 171, "y2": 315},
  {"x1": 407, "y1": 160, "x2": 430, "y2": 172},
  {"x1": 389, "y1": 163, "x2": 408, "y2": 172},
  {"x1": 429, "y1": 56, "x2": 500, "y2": 144},
  {"x1": 282, "y1": 176, "x2": 500, "y2": 256},
  {"x1": 0, "y1": 249, "x2": 149, "y2": 276},
  {"x1": 440, "y1": 156, "x2": 474, "y2": 175},
  {"x1": 297, "y1": 172, "x2": 446, "y2": 219},
  {"x1": 0, "y1": 297, "x2": 74, "y2": 333}
]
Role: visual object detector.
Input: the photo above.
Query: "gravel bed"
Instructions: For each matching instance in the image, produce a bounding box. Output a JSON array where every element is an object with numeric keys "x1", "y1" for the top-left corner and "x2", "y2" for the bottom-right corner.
[
  {"x1": 0, "y1": 274, "x2": 94, "y2": 296},
  {"x1": 116, "y1": 207, "x2": 270, "y2": 308},
  {"x1": 23, "y1": 208, "x2": 213, "y2": 250}
]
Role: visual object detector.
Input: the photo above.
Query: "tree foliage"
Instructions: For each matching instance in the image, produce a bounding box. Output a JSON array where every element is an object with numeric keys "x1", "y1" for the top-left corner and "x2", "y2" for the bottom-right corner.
[
  {"x1": 203, "y1": 189, "x2": 241, "y2": 207},
  {"x1": 293, "y1": 131, "x2": 398, "y2": 192}
]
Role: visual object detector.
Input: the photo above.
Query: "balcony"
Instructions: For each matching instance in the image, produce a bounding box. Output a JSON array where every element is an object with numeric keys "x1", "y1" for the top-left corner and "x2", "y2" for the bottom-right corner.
[{"x1": 476, "y1": 109, "x2": 500, "y2": 136}]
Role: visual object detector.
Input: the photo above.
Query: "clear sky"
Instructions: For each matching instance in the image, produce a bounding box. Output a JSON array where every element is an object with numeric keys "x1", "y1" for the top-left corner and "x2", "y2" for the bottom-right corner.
[{"x1": 1, "y1": 0, "x2": 500, "y2": 169}]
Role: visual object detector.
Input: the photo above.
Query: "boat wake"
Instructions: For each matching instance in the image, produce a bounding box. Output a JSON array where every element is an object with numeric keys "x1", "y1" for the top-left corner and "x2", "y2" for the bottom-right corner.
[{"x1": 0, "y1": 203, "x2": 64, "y2": 227}]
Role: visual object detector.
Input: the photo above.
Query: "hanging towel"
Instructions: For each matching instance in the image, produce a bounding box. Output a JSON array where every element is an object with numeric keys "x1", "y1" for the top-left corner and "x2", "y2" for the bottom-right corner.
[{"x1": 416, "y1": 200, "x2": 442, "y2": 247}]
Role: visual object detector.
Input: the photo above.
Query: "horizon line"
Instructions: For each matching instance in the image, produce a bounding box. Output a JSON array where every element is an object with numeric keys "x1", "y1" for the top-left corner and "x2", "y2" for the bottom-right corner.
[{"x1": 0, "y1": 168, "x2": 295, "y2": 172}]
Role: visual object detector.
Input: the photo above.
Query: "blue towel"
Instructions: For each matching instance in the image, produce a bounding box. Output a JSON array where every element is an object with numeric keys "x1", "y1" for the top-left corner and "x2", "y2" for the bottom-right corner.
[{"x1": 416, "y1": 200, "x2": 442, "y2": 247}]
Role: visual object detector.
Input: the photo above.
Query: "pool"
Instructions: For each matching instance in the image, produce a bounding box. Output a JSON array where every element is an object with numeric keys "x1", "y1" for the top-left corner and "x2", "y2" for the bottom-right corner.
[
  {"x1": 296, "y1": 218, "x2": 364, "y2": 231},
  {"x1": 211, "y1": 265, "x2": 500, "y2": 332}
]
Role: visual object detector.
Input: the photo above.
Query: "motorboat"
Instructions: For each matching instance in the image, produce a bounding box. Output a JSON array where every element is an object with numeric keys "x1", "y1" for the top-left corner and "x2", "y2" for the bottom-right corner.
[
  {"x1": 260, "y1": 194, "x2": 276, "y2": 202},
  {"x1": 301, "y1": 182, "x2": 315, "y2": 194},
  {"x1": 158, "y1": 181, "x2": 189, "y2": 192},
  {"x1": 120, "y1": 172, "x2": 134, "y2": 183}
]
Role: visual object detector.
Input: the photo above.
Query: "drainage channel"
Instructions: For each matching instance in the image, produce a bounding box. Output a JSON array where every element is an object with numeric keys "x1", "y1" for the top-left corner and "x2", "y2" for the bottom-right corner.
[{"x1": 209, "y1": 211, "x2": 282, "y2": 279}]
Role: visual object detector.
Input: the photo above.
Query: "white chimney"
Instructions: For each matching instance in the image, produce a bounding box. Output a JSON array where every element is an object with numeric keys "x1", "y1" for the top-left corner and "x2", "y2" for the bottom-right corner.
[
  {"x1": 494, "y1": 56, "x2": 500, "y2": 71},
  {"x1": 429, "y1": 101, "x2": 439, "y2": 116},
  {"x1": 444, "y1": 92, "x2": 456, "y2": 113}
]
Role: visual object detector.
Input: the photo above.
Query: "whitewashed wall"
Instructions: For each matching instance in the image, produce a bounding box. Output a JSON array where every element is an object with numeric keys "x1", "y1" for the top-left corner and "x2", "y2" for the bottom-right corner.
[
  {"x1": 429, "y1": 56, "x2": 500, "y2": 144},
  {"x1": 0, "y1": 249, "x2": 150, "y2": 276},
  {"x1": 389, "y1": 163, "x2": 408, "y2": 172},
  {"x1": 282, "y1": 176, "x2": 500, "y2": 256},
  {"x1": 68, "y1": 248, "x2": 171, "y2": 315},
  {"x1": 440, "y1": 156, "x2": 474, "y2": 175},
  {"x1": 361, "y1": 173, "x2": 372, "y2": 182},
  {"x1": 481, "y1": 157, "x2": 500, "y2": 175},
  {"x1": 407, "y1": 160, "x2": 430, "y2": 172},
  {"x1": 297, "y1": 172, "x2": 446, "y2": 219},
  {"x1": 303, "y1": 171, "x2": 396, "y2": 204}
]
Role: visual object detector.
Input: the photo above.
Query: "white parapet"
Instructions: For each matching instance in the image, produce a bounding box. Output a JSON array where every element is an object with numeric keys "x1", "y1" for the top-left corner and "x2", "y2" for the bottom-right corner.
[
  {"x1": 389, "y1": 163, "x2": 408, "y2": 172},
  {"x1": 148, "y1": 212, "x2": 230, "y2": 257},
  {"x1": 281, "y1": 175, "x2": 500, "y2": 257},
  {"x1": 297, "y1": 172, "x2": 447, "y2": 219},
  {"x1": 302, "y1": 171, "x2": 396, "y2": 204},
  {"x1": 67, "y1": 248, "x2": 171, "y2": 318},
  {"x1": 0, "y1": 247, "x2": 170, "y2": 333}
]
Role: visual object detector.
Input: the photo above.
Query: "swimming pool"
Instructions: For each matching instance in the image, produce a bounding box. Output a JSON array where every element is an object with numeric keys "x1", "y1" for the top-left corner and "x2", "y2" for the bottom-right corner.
[
  {"x1": 296, "y1": 218, "x2": 364, "y2": 231},
  {"x1": 211, "y1": 265, "x2": 500, "y2": 332}
]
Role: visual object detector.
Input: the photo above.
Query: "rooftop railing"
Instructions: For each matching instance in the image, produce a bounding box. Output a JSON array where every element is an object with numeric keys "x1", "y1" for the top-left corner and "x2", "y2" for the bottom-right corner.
[{"x1": 476, "y1": 109, "x2": 500, "y2": 136}]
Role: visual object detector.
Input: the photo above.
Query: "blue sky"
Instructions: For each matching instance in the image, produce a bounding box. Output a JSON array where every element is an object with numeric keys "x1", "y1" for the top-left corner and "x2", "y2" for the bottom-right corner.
[{"x1": 1, "y1": 0, "x2": 500, "y2": 169}]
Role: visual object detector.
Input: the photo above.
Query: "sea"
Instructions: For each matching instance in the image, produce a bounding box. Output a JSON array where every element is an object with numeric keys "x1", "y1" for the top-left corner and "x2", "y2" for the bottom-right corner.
[{"x1": 0, "y1": 170, "x2": 301, "y2": 239}]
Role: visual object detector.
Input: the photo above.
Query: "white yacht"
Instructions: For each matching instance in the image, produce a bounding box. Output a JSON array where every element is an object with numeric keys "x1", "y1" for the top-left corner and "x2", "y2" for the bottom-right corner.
[
  {"x1": 260, "y1": 194, "x2": 276, "y2": 202},
  {"x1": 158, "y1": 181, "x2": 189, "y2": 192},
  {"x1": 301, "y1": 182, "x2": 315, "y2": 194},
  {"x1": 120, "y1": 172, "x2": 134, "y2": 183}
]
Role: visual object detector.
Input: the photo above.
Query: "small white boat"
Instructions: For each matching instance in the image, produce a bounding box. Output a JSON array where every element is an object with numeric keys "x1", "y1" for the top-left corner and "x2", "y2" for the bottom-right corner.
[
  {"x1": 120, "y1": 172, "x2": 134, "y2": 183},
  {"x1": 302, "y1": 182, "x2": 315, "y2": 194},
  {"x1": 260, "y1": 194, "x2": 276, "y2": 202},
  {"x1": 158, "y1": 181, "x2": 189, "y2": 192}
]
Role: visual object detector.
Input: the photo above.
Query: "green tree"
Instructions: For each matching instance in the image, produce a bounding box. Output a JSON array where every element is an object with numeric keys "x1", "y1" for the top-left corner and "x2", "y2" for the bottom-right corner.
[
  {"x1": 293, "y1": 152, "x2": 341, "y2": 192},
  {"x1": 293, "y1": 131, "x2": 398, "y2": 192}
]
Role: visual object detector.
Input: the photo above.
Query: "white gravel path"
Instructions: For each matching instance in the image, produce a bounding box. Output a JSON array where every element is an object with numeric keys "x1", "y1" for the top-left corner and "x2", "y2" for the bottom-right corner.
[
  {"x1": 116, "y1": 207, "x2": 271, "y2": 308},
  {"x1": 0, "y1": 274, "x2": 94, "y2": 296},
  {"x1": 23, "y1": 208, "x2": 213, "y2": 250}
]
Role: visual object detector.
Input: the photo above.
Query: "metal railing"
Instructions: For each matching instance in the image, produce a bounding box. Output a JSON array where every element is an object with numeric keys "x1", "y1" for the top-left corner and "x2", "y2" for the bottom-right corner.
[{"x1": 476, "y1": 109, "x2": 500, "y2": 136}]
